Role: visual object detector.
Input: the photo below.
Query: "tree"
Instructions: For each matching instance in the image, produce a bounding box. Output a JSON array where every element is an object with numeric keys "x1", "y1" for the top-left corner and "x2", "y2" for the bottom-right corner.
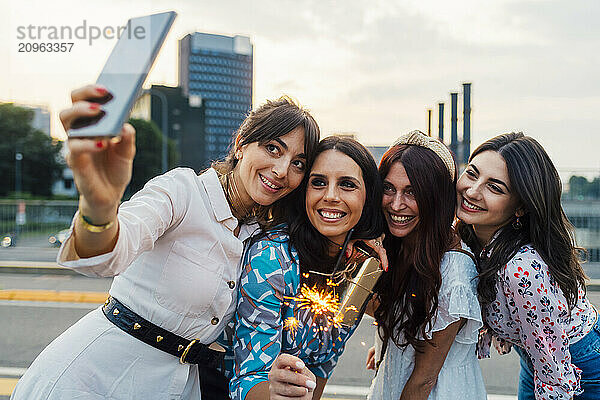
[
  {"x1": 0, "y1": 103, "x2": 64, "y2": 197},
  {"x1": 124, "y1": 118, "x2": 178, "y2": 198},
  {"x1": 568, "y1": 175, "x2": 600, "y2": 200}
]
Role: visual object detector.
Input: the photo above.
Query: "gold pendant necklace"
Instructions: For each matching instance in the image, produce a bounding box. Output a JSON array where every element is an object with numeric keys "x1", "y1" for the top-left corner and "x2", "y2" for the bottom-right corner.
[{"x1": 219, "y1": 171, "x2": 254, "y2": 221}]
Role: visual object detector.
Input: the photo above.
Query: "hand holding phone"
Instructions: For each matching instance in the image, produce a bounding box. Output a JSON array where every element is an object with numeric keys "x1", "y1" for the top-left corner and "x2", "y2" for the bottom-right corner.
[
  {"x1": 68, "y1": 11, "x2": 176, "y2": 137},
  {"x1": 61, "y1": 85, "x2": 136, "y2": 223}
]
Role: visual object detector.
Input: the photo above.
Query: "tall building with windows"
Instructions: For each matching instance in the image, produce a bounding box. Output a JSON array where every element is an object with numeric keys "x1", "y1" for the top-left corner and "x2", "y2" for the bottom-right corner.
[{"x1": 179, "y1": 32, "x2": 253, "y2": 167}]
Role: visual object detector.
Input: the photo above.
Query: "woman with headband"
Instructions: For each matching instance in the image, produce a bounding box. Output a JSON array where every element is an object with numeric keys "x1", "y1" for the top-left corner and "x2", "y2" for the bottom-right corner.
[{"x1": 366, "y1": 131, "x2": 486, "y2": 400}]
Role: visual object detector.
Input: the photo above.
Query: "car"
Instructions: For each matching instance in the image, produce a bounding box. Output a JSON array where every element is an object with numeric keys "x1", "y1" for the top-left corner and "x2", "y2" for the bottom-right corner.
[
  {"x1": 48, "y1": 229, "x2": 70, "y2": 247},
  {"x1": 1, "y1": 232, "x2": 17, "y2": 248}
]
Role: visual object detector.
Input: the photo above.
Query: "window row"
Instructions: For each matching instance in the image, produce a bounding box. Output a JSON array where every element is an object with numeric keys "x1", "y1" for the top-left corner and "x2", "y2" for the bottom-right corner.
[
  {"x1": 190, "y1": 53, "x2": 252, "y2": 70},
  {"x1": 189, "y1": 81, "x2": 251, "y2": 96},
  {"x1": 206, "y1": 108, "x2": 245, "y2": 119},
  {"x1": 205, "y1": 100, "x2": 250, "y2": 112},
  {"x1": 207, "y1": 118, "x2": 242, "y2": 127},
  {"x1": 206, "y1": 135, "x2": 234, "y2": 144},
  {"x1": 189, "y1": 90, "x2": 251, "y2": 104},
  {"x1": 206, "y1": 144, "x2": 230, "y2": 153},
  {"x1": 189, "y1": 72, "x2": 251, "y2": 88},
  {"x1": 206, "y1": 126, "x2": 237, "y2": 135},
  {"x1": 189, "y1": 63, "x2": 252, "y2": 78}
]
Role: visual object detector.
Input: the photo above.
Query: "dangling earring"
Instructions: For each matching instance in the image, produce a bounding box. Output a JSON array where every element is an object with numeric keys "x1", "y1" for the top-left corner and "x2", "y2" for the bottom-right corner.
[{"x1": 512, "y1": 216, "x2": 522, "y2": 230}]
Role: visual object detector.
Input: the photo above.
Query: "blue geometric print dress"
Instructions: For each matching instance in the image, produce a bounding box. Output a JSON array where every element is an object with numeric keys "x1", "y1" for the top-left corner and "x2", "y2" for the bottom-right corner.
[{"x1": 229, "y1": 227, "x2": 361, "y2": 400}]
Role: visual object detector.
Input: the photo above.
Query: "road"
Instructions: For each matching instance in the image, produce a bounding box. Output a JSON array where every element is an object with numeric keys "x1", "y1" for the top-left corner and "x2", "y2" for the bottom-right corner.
[
  {"x1": 1, "y1": 242, "x2": 599, "y2": 399},
  {"x1": 2, "y1": 270, "x2": 585, "y2": 399}
]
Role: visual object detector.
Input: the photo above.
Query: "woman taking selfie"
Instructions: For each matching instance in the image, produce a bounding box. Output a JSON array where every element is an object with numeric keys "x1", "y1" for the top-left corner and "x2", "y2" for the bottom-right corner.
[
  {"x1": 367, "y1": 131, "x2": 486, "y2": 400},
  {"x1": 229, "y1": 136, "x2": 385, "y2": 400},
  {"x1": 457, "y1": 132, "x2": 599, "y2": 399},
  {"x1": 12, "y1": 86, "x2": 319, "y2": 400}
]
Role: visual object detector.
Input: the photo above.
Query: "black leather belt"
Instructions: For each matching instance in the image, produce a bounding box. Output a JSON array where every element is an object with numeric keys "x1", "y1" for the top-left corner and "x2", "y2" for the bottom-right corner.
[{"x1": 102, "y1": 296, "x2": 225, "y2": 368}]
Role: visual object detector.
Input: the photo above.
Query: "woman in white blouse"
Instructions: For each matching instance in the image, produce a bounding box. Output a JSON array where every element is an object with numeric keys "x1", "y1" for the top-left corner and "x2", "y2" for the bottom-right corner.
[
  {"x1": 366, "y1": 131, "x2": 486, "y2": 400},
  {"x1": 456, "y1": 132, "x2": 599, "y2": 400},
  {"x1": 11, "y1": 85, "x2": 320, "y2": 400}
]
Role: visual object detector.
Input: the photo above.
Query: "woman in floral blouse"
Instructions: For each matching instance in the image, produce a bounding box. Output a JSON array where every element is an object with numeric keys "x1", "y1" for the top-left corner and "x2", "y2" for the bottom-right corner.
[{"x1": 457, "y1": 132, "x2": 600, "y2": 399}]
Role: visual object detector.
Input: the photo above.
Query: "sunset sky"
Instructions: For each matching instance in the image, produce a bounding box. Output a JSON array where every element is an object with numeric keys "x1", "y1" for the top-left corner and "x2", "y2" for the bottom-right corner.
[{"x1": 1, "y1": 0, "x2": 598, "y2": 175}]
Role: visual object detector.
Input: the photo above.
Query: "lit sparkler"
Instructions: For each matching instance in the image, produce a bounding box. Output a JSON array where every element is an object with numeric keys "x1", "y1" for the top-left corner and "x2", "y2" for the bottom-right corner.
[
  {"x1": 283, "y1": 317, "x2": 300, "y2": 338},
  {"x1": 285, "y1": 284, "x2": 341, "y2": 329}
]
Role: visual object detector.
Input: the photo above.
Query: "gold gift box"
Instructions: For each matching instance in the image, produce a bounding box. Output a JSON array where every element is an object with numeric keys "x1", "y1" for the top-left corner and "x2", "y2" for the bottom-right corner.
[{"x1": 333, "y1": 244, "x2": 383, "y2": 327}]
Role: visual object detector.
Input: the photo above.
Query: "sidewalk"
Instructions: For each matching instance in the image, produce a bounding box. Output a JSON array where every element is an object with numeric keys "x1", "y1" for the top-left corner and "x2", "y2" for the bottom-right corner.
[{"x1": 3, "y1": 260, "x2": 600, "y2": 291}]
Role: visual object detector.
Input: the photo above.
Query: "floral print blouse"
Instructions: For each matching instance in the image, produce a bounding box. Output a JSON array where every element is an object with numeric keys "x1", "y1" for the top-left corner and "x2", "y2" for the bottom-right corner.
[
  {"x1": 478, "y1": 244, "x2": 596, "y2": 399},
  {"x1": 229, "y1": 228, "x2": 361, "y2": 400}
]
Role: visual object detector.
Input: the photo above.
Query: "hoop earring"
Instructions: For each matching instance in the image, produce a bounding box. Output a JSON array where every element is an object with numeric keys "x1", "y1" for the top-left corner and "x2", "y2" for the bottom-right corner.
[{"x1": 512, "y1": 217, "x2": 522, "y2": 230}]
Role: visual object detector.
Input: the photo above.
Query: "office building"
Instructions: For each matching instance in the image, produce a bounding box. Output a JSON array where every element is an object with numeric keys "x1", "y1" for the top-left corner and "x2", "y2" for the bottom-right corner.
[{"x1": 179, "y1": 32, "x2": 253, "y2": 167}]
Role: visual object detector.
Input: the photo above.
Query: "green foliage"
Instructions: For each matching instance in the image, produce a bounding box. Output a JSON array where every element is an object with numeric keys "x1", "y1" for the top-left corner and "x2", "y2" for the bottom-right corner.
[
  {"x1": 568, "y1": 175, "x2": 600, "y2": 199},
  {"x1": 125, "y1": 118, "x2": 178, "y2": 199},
  {"x1": 0, "y1": 103, "x2": 64, "y2": 197}
]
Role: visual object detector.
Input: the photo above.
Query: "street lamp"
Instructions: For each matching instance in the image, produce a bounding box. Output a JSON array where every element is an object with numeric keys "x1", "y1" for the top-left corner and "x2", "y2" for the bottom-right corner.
[{"x1": 142, "y1": 89, "x2": 169, "y2": 173}]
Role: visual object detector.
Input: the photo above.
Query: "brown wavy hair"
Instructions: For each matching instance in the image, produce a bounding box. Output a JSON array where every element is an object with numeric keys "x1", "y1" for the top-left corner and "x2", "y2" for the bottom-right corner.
[
  {"x1": 212, "y1": 96, "x2": 320, "y2": 226},
  {"x1": 457, "y1": 132, "x2": 587, "y2": 311},
  {"x1": 374, "y1": 143, "x2": 457, "y2": 351}
]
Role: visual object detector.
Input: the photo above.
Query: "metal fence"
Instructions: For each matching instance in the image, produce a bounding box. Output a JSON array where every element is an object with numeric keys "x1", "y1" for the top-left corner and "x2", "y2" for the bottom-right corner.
[
  {"x1": 0, "y1": 200, "x2": 78, "y2": 239},
  {"x1": 0, "y1": 199, "x2": 599, "y2": 259}
]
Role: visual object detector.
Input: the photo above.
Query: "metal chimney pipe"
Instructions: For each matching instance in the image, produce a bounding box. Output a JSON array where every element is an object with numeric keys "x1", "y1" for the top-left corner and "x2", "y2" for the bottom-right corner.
[
  {"x1": 427, "y1": 109, "x2": 432, "y2": 136},
  {"x1": 462, "y1": 83, "x2": 471, "y2": 165},
  {"x1": 438, "y1": 103, "x2": 444, "y2": 142},
  {"x1": 450, "y1": 93, "x2": 458, "y2": 158}
]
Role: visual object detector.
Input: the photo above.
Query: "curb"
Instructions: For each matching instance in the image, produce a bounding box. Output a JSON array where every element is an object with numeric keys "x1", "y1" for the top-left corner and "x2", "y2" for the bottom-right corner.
[
  {"x1": 0, "y1": 261, "x2": 78, "y2": 276},
  {"x1": 0, "y1": 290, "x2": 107, "y2": 303}
]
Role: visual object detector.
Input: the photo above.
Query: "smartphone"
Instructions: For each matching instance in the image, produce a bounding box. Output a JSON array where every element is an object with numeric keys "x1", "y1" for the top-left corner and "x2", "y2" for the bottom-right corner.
[{"x1": 68, "y1": 11, "x2": 177, "y2": 137}]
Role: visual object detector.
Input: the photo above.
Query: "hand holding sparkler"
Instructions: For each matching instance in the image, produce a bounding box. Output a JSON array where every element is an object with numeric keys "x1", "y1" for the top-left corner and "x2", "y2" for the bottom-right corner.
[{"x1": 269, "y1": 354, "x2": 317, "y2": 400}]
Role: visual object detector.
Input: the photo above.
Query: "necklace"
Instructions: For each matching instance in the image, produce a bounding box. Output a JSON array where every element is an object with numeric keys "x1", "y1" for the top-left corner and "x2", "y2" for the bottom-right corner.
[{"x1": 218, "y1": 170, "x2": 254, "y2": 221}]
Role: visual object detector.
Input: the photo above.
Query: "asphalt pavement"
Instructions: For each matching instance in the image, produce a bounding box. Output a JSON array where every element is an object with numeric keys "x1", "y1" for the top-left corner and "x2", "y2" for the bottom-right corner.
[{"x1": 2, "y1": 236, "x2": 600, "y2": 399}]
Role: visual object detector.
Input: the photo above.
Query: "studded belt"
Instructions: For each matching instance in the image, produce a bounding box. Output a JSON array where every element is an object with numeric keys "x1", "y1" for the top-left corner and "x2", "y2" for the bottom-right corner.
[{"x1": 102, "y1": 296, "x2": 225, "y2": 367}]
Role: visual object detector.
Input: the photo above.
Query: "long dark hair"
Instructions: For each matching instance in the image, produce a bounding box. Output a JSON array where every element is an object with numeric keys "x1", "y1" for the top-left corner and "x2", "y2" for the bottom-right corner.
[
  {"x1": 212, "y1": 96, "x2": 320, "y2": 225},
  {"x1": 457, "y1": 132, "x2": 587, "y2": 311},
  {"x1": 289, "y1": 136, "x2": 385, "y2": 285},
  {"x1": 374, "y1": 143, "x2": 457, "y2": 350}
]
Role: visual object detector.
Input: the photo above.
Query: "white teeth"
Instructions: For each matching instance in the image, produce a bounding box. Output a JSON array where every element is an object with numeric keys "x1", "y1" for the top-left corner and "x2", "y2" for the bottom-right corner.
[
  {"x1": 320, "y1": 211, "x2": 344, "y2": 219},
  {"x1": 463, "y1": 199, "x2": 484, "y2": 211},
  {"x1": 390, "y1": 214, "x2": 414, "y2": 223},
  {"x1": 260, "y1": 175, "x2": 280, "y2": 189}
]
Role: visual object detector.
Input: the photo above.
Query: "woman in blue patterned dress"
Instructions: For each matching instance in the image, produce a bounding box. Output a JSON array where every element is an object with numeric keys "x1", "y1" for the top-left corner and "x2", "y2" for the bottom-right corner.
[
  {"x1": 229, "y1": 136, "x2": 385, "y2": 400},
  {"x1": 456, "y1": 133, "x2": 599, "y2": 399}
]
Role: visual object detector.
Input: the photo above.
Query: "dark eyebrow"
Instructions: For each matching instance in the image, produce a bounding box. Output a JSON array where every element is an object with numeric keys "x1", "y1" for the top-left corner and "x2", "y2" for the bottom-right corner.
[
  {"x1": 309, "y1": 173, "x2": 360, "y2": 183},
  {"x1": 273, "y1": 138, "x2": 306, "y2": 159},
  {"x1": 490, "y1": 178, "x2": 510, "y2": 192},
  {"x1": 471, "y1": 162, "x2": 510, "y2": 192},
  {"x1": 274, "y1": 138, "x2": 288, "y2": 150}
]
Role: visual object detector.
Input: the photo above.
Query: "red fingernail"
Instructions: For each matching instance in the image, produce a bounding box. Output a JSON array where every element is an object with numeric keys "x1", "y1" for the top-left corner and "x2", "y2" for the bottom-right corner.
[
  {"x1": 89, "y1": 103, "x2": 100, "y2": 110},
  {"x1": 96, "y1": 87, "x2": 108, "y2": 95},
  {"x1": 96, "y1": 141, "x2": 104, "y2": 148}
]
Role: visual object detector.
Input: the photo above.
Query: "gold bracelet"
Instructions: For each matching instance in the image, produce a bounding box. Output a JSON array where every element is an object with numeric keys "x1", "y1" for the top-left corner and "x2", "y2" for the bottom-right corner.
[{"x1": 78, "y1": 210, "x2": 115, "y2": 233}]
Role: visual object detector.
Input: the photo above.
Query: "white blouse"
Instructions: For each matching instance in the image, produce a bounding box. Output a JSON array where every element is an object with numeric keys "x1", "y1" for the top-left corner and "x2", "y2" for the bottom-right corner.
[
  {"x1": 12, "y1": 168, "x2": 257, "y2": 400},
  {"x1": 57, "y1": 167, "x2": 257, "y2": 342}
]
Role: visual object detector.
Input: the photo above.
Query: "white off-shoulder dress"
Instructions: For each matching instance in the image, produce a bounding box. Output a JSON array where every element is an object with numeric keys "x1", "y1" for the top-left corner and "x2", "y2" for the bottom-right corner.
[{"x1": 368, "y1": 245, "x2": 487, "y2": 400}]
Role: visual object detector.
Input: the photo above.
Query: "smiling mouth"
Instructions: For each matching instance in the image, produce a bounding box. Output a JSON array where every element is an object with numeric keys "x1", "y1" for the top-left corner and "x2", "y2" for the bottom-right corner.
[
  {"x1": 259, "y1": 174, "x2": 283, "y2": 191},
  {"x1": 318, "y1": 210, "x2": 347, "y2": 221},
  {"x1": 389, "y1": 214, "x2": 416, "y2": 225},
  {"x1": 461, "y1": 198, "x2": 486, "y2": 211}
]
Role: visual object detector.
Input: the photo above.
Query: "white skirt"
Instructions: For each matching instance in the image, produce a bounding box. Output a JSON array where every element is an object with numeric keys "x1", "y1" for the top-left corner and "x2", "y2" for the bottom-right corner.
[{"x1": 11, "y1": 308, "x2": 201, "y2": 400}]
